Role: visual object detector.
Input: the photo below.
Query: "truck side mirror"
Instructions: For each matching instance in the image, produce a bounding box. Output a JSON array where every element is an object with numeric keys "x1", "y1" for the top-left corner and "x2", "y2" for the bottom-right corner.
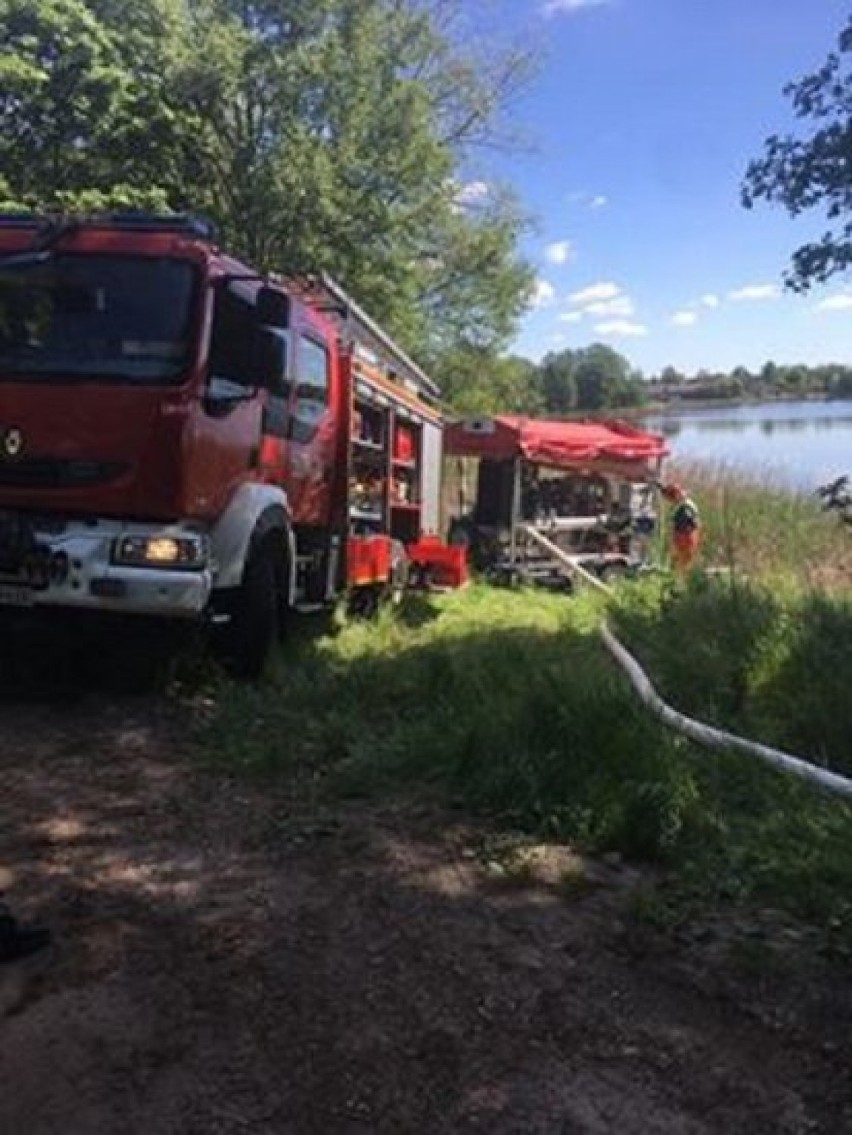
[
  {"x1": 256, "y1": 286, "x2": 290, "y2": 328},
  {"x1": 255, "y1": 327, "x2": 288, "y2": 393}
]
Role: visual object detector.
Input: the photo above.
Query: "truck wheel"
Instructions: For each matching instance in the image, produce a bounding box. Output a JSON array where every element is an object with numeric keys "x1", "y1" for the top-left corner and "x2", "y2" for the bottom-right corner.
[{"x1": 220, "y1": 541, "x2": 280, "y2": 679}]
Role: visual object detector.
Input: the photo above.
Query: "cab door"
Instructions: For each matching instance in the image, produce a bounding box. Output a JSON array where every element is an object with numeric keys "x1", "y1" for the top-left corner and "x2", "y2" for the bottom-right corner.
[
  {"x1": 183, "y1": 283, "x2": 266, "y2": 520},
  {"x1": 284, "y1": 328, "x2": 339, "y2": 528}
]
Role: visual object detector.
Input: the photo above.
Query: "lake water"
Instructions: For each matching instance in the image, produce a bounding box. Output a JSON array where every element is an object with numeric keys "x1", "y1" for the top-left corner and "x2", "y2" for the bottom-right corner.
[{"x1": 642, "y1": 400, "x2": 852, "y2": 492}]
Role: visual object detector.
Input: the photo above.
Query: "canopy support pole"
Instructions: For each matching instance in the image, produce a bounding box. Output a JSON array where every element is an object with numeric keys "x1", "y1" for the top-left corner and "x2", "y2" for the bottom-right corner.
[{"x1": 509, "y1": 458, "x2": 522, "y2": 566}]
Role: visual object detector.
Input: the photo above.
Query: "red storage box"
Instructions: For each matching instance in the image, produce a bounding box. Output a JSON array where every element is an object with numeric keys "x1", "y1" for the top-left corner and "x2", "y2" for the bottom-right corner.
[
  {"x1": 347, "y1": 535, "x2": 392, "y2": 587},
  {"x1": 406, "y1": 536, "x2": 468, "y2": 588}
]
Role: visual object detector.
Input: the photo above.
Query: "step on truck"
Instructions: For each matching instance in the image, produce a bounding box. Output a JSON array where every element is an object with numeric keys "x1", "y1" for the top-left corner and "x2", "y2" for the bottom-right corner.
[{"x1": 0, "y1": 212, "x2": 457, "y2": 676}]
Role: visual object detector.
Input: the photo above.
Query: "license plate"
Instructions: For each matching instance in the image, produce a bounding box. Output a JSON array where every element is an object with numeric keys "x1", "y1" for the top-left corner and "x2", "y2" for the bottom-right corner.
[{"x1": 0, "y1": 584, "x2": 34, "y2": 608}]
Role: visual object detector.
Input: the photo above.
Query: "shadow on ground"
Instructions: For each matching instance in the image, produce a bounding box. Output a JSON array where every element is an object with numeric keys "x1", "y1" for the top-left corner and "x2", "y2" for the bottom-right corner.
[
  {"x1": 2, "y1": 695, "x2": 851, "y2": 1135},
  {"x1": 2, "y1": 594, "x2": 852, "y2": 1133}
]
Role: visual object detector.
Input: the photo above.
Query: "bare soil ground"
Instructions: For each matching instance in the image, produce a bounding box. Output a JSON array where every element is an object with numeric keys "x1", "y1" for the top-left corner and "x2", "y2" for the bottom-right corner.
[{"x1": 2, "y1": 682, "x2": 851, "y2": 1134}]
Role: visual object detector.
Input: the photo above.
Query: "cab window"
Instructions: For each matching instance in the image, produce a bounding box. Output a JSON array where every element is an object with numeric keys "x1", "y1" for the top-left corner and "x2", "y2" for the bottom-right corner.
[
  {"x1": 208, "y1": 286, "x2": 256, "y2": 390},
  {"x1": 291, "y1": 335, "x2": 330, "y2": 443}
]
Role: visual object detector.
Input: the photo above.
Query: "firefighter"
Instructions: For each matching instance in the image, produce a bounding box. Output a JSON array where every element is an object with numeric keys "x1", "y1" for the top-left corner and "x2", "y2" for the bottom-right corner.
[{"x1": 661, "y1": 483, "x2": 701, "y2": 572}]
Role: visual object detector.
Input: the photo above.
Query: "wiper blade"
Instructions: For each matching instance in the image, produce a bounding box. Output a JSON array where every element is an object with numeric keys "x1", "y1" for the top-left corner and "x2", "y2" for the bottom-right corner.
[
  {"x1": 0, "y1": 217, "x2": 81, "y2": 268},
  {"x1": 0, "y1": 250, "x2": 52, "y2": 269},
  {"x1": 34, "y1": 217, "x2": 81, "y2": 252}
]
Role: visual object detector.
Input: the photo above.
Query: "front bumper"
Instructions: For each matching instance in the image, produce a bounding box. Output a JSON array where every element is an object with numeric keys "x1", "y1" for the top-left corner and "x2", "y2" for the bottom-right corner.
[{"x1": 0, "y1": 516, "x2": 212, "y2": 619}]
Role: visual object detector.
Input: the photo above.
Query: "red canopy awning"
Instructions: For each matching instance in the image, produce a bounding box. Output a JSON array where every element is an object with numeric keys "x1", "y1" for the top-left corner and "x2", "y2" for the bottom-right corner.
[{"x1": 445, "y1": 415, "x2": 668, "y2": 477}]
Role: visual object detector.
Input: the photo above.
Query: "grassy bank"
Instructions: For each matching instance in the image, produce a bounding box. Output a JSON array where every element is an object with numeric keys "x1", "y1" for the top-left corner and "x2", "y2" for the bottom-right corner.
[
  {"x1": 206, "y1": 570, "x2": 852, "y2": 951},
  {"x1": 672, "y1": 460, "x2": 850, "y2": 588},
  {"x1": 620, "y1": 463, "x2": 851, "y2": 768},
  {"x1": 200, "y1": 462, "x2": 852, "y2": 948},
  {"x1": 208, "y1": 587, "x2": 693, "y2": 860},
  {"x1": 613, "y1": 574, "x2": 852, "y2": 775}
]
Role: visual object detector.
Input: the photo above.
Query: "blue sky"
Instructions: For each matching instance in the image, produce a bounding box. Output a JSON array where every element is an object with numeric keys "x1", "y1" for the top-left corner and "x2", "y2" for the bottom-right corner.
[{"x1": 464, "y1": 0, "x2": 852, "y2": 374}]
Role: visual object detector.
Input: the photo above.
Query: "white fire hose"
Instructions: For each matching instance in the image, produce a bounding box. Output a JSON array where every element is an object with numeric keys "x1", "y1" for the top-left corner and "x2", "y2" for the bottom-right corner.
[{"x1": 520, "y1": 525, "x2": 852, "y2": 800}]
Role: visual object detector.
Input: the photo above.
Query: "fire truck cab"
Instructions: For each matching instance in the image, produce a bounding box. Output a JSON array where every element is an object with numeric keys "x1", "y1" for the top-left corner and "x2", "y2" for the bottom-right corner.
[{"x1": 0, "y1": 213, "x2": 450, "y2": 675}]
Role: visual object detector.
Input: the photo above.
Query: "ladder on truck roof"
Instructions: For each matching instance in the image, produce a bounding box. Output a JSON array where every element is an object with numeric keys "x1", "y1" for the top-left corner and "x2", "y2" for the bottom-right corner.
[{"x1": 275, "y1": 272, "x2": 440, "y2": 404}]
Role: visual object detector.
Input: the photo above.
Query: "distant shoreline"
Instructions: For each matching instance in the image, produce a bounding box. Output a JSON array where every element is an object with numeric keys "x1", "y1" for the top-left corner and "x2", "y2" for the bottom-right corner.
[{"x1": 613, "y1": 394, "x2": 852, "y2": 419}]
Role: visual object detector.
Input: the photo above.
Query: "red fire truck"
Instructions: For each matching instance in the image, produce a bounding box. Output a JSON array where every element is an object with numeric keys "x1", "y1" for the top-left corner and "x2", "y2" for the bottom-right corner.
[{"x1": 0, "y1": 213, "x2": 455, "y2": 675}]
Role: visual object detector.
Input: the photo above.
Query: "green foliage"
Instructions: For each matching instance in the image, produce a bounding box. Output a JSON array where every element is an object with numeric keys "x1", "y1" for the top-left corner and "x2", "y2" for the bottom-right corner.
[
  {"x1": 742, "y1": 16, "x2": 852, "y2": 290},
  {"x1": 573, "y1": 343, "x2": 647, "y2": 410},
  {"x1": 437, "y1": 349, "x2": 542, "y2": 414},
  {"x1": 542, "y1": 345, "x2": 648, "y2": 417},
  {"x1": 485, "y1": 342, "x2": 649, "y2": 420},
  {"x1": 203, "y1": 580, "x2": 852, "y2": 947},
  {"x1": 0, "y1": 0, "x2": 132, "y2": 197},
  {"x1": 419, "y1": 188, "x2": 534, "y2": 361},
  {"x1": 674, "y1": 748, "x2": 852, "y2": 943},
  {"x1": 613, "y1": 572, "x2": 852, "y2": 776},
  {"x1": 207, "y1": 586, "x2": 698, "y2": 862},
  {"x1": 0, "y1": 0, "x2": 534, "y2": 375},
  {"x1": 539, "y1": 348, "x2": 578, "y2": 414},
  {"x1": 205, "y1": 475, "x2": 852, "y2": 947},
  {"x1": 650, "y1": 360, "x2": 852, "y2": 403},
  {"x1": 829, "y1": 370, "x2": 852, "y2": 399},
  {"x1": 0, "y1": 0, "x2": 185, "y2": 201},
  {"x1": 674, "y1": 461, "x2": 850, "y2": 583}
]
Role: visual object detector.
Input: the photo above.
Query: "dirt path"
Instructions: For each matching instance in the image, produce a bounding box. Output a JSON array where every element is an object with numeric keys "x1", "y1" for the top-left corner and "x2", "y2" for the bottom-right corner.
[{"x1": 1, "y1": 693, "x2": 850, "y2": 1134}]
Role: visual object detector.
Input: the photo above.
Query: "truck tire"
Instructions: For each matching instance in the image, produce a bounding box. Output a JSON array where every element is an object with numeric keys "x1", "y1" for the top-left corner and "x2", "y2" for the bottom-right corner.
[{"x1": 220, "y1": 540, "x2": 281, "y2": 679}]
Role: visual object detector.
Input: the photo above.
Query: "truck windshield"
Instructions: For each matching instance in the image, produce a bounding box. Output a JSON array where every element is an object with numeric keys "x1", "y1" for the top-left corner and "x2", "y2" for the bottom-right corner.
[{"x1": 0, "y1": 254, "x2": 196, "y2": 383}]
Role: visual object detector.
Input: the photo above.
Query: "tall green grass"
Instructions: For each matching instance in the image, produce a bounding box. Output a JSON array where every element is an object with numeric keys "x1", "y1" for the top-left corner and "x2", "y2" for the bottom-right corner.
[
  {"x1": 208, "y1": 587, "x2": 698, "y2": 860},
  {"x1": 205, "y1": 580, "x2": 852, "y2": 949},
  {"x1": 621, "y1": 461, "x2": 851, "y2": 771},
  {"x1": 613, "y1": 574, "x2": 852, "y2": 774},
  {"x1": 673, "y1": 460, "x2": 851, "y2": 587},
  {"x1": 200, "y1": 460, "x2": 852, "y2": 946}
]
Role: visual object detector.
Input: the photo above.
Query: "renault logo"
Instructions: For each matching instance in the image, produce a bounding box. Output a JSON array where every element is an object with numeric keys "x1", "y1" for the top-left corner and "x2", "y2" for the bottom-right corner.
[{"x1": 2, "y1": 428, "x2": 23, "y2": 460}]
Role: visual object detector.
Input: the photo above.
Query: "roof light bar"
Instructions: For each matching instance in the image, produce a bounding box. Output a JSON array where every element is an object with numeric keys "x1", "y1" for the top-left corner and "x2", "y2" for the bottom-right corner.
[{"x1": 0, "y1": 212, "x2": 216, "y2": 239}]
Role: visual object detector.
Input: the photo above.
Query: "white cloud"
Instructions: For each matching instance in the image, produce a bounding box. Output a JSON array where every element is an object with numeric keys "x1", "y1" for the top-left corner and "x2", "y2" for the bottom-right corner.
[
  {"x1": 558, "y1": 311, "x2": 584, "y2": 323},
  {"x1": 816, "y1": 293, "x2": 852, "y2": 312},
  {"x1": 701, "y1": 294, "x2": 720, "y2": 309},
  {"x1": 568, "y1": 281, "x2": 621, "y2": 306},
  {"x1": 586, "y1": 295, "x2": 635, "y2": 317},
  {"x1": 565, "y1": 190, "x2": 610, "y2": 210},
  {"x1": 530, "y1": 279, "x2": 557, "y2": 309},
  {"x1": 728, "y1": 283, "x2": 780, "y2": 302},
  {"x1": 542, "y1": 0, "x2": 609, "y2": 14},
  {"x1": 671, "y1": 311, "x2": 698, "y2": 327},
  {"x1": 563, "y1": 280, "x2": 638, "y2": 322},
  {"x1": 594, "y1": 320, "x2": 648, "y2": 338},
  {"x1": 453, "y1": 180, "x2": 490, "y2": 209},
  {"x1": 545, "y1": 240, "x2": 573, "y2": 266}
]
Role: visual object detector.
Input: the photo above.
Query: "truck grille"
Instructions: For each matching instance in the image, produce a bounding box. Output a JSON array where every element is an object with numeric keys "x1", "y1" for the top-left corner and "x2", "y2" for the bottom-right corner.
[{"x1": 0, "y1": 459, "x2": 129, "y2": 489}]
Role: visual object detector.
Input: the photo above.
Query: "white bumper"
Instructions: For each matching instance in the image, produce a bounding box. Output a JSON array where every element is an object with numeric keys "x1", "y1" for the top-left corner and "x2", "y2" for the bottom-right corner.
[{"x1": 0, "y1": 518, "x2": 212, "y2": 619}]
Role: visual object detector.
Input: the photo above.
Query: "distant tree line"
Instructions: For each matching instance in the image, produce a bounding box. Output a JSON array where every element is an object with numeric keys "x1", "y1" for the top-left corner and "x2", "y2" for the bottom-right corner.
[
  {"x1": 442, "y1": 343, "x2": 649, "y2": 415},
  {"x1": 446, "y1": 348, "x2": 852, "y2": 417},
  {"x1": 650, "y1": 362, "x2": 852, "y2": 405}
]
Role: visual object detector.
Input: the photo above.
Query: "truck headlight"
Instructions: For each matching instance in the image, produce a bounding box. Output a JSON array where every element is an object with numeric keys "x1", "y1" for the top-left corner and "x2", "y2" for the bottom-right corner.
[{"x1": 112, "y1": 534, "x2": 208, "y2": 570}]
